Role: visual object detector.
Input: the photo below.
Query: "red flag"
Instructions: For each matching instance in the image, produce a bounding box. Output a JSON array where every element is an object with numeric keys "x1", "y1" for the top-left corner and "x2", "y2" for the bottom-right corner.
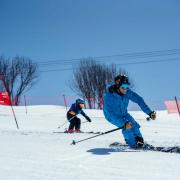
[{"x1": 0, "y1": 91, "x2": 11, "y2": 105}]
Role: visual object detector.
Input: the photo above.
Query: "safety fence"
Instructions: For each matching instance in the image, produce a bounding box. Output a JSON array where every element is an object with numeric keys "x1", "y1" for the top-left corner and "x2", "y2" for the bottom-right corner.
[
  {"x1": 21, "y1": 95, "x2": 104, "y2": 109},
  {"x1": 164, "y1": 96, "x2": 180, "y2": 115},
  {"x1": 1, "y1": 92, "x2": 180, "y2": 113},
  {"x1": 19, "y1": 94, "x2": 171, "y2": 111}
]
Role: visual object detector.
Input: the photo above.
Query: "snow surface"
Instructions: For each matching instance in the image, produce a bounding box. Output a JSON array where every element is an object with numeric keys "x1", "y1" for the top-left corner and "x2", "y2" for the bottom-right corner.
[{"x1": 0, "y1": 105, "x2": 180, "y2": 180}]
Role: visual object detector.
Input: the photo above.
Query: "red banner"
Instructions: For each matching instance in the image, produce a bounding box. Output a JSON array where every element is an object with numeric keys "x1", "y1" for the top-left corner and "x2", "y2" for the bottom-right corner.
[{"x1": 0, "y1": 91, "x2": 11, "y2": 105}]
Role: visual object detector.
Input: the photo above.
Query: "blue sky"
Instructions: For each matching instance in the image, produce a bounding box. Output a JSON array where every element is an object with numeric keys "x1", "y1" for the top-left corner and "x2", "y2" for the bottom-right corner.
[{"x1": 0, "y1": 0, "x2": 180, "y2": 109}]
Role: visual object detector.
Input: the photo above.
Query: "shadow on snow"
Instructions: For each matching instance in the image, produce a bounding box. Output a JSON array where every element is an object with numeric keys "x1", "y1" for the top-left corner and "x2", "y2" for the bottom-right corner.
[{"x1": 87, "y1": 148, "x2": 138, "y2": 155}]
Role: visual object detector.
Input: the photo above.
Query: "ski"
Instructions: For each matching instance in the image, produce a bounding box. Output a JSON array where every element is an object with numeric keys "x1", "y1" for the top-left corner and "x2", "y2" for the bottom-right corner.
[
  {"x1": 109, "y1": 142, "x2": 180, "y2": 154},
  {"x1": 53, "y1": 131, "x2": 101, "y2": 135}
]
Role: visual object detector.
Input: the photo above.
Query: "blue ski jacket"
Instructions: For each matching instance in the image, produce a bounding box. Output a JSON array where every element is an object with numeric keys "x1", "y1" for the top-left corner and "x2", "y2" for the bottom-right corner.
[
  {"x1": 103, "y1": 89, "x2": 152, "y2": 128},
  {"x1": 67, "y1": 103, "x2": 87, "y2": 121}
]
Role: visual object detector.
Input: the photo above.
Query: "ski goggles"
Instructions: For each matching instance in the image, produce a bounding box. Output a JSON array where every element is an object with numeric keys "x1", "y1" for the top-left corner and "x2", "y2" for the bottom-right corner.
[
  {"x1": 120, "y1": 83, "x2": 129, "y2": 89},
  {"x1": 79, "y1": 103, "x2": 85, "y2": 108}
]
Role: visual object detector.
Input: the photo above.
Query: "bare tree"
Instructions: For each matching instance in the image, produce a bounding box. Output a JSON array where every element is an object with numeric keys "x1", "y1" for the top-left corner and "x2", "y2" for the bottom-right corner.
[
  {"x1": 70, "y1": 59, "x2": 95, "y2": 108},
  {"x1": 0, "y1": 56, "x2": 38, "y2": 105},
  {"x1": 70, "y1": 58, "x2": 131, "y2": 109}
]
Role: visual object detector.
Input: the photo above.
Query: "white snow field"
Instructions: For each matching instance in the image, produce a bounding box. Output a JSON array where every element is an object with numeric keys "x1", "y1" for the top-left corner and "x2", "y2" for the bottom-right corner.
[{"x1": 0, "y1": 105, "x2": 180, "y2": 180}]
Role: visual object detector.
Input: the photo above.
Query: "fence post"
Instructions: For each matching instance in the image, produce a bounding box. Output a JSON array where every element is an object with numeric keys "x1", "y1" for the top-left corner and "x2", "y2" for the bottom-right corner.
[
  {"x1": 24, "y1": 95, "x2": 28, "y2": 114},
  {"x1": 83, "y1": 96, "x2": 86, "y2": 109},
  {"x1": 63, "y1": 94, "x2": 68, "y2": 111},
  {"x1": 175, "y1": 96, "x2": 180, "y2": 117},
  {"x1": 0, "y1": 73, "x2": 19, "y2": 129}
]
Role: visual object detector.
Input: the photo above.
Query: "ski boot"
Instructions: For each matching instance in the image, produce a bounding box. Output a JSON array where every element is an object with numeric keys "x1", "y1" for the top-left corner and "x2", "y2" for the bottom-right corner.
[
  {"x1": 135, "y1": 136, "x2": 144, "y2": 148},
  {"x1": 75, "y1": 129, "x2": 82, "y2": 133},
  {"x1": 65, "y1": 129, "x2": 74, "y2": 133}
]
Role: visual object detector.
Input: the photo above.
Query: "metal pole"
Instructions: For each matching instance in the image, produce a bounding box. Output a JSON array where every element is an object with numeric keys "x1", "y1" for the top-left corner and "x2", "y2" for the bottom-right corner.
[
  {"x1": 175, "y1": 96, "x2": 180, "y2": 117},
  {"x1": 24, "y1": 95, "x2": 28, "y2": 114},
  {"x1": 62, "y1": 94, "x2": 67, "y2": 111},
  {"x1": 0, "y1": 73, "x2": 19, "y2": 129},
  {"x1": 10, "y1": 104, "x2": 19, "y2": 129}
]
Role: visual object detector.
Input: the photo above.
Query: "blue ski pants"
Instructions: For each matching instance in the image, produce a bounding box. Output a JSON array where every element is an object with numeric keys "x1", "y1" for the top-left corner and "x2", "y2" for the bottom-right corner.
[{"x1": 121, "y1": 114, "x2": 143, "y2": 147}]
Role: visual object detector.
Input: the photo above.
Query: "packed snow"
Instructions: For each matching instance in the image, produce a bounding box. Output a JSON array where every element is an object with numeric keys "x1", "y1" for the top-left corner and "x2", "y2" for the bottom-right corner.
[{"x1": 0, "y1": 105, "x2": 180, "y2": 180}]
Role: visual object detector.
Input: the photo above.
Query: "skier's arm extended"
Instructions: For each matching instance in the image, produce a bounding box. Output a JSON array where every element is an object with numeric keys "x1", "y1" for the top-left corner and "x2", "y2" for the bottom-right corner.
[
  {"x1": 81, "y1": 110, "x2": 91, "y2": 122},
  {"x1": 128, "y1": 90, "x2": 152, "y2": 115}
]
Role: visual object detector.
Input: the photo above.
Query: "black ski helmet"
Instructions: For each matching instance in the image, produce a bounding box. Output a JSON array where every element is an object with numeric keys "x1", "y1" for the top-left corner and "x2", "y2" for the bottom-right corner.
[{"x1": 114, "y1": 74, "x2": 130, "y2": 87}]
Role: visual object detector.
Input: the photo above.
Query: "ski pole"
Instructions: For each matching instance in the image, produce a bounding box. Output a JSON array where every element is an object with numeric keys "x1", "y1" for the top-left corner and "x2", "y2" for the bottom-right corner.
[
  {"x1": 71, "y1": 127, "x2": 122, "y2": 145},
  {"x1": 137, "y1": 117, "x2": 151, "y2": 121},
  {"x1": 146, "y1": 117, "x2": 151, "y2": 121},
  {"x1": 58, "y1": 115, "x2": 76, "y2": 129},
  {"x1": 81, "y1": 121, "x2": 89, "y2": 124},
  {"x1": 58, "y1": 121, "x2": 89, "y2": 128},
  {"x1": 58, "y1": 120, "x2": 68, "y2": 129}
]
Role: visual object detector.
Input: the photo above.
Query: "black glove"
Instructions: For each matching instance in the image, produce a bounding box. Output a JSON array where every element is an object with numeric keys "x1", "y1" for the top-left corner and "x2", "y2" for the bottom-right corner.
[
  {"x1": 85, "y1": 116, "x2": 91, "y2": 122},
  {"x1": 149, "y1": 111, "x2": 156, "y2": 120}
]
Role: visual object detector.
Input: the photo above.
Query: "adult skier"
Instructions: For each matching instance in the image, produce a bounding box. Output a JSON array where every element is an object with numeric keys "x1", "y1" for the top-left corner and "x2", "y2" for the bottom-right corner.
[
  {"x1": 103, "y1": 75, "x2": 156, "y2": 148},
  {"x1": 66, "y1": 99, "x2": 92, "y2": 133}
]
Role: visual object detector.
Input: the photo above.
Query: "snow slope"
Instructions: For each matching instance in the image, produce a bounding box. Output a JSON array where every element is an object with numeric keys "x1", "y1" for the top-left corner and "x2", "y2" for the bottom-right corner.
[{"x1": 0, "y1": 105, "x2": 180, "y2": 180}]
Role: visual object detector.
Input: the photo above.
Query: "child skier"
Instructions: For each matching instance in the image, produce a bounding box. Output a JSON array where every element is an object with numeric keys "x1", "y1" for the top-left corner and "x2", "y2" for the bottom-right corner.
[
  {"x1": 66, "y1": 99, "x2": 92, "y2": 133},
  {"x1": 103, "y1": 75, "x2": 156, "y2": 148}
]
